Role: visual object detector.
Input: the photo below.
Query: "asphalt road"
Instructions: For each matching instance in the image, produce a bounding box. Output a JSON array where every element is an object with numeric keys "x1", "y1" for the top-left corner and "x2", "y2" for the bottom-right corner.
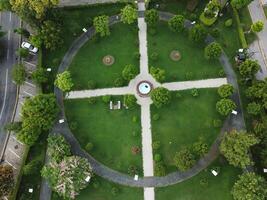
[{"x1": 0, "y1": 11, "x2": 20, "y2": 160}]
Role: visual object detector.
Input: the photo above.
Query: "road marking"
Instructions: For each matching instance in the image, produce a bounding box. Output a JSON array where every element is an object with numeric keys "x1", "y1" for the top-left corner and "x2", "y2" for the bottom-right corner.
[
  {"x1": 6, "y1": 47, "x2": 9, "y2": 60},
  {"x1": 23, "y1": 61, "x2": 36, "y2": 67},
  {"x1": 0, "y1": 12, "x2": 2, "y2": 24},
  {"x1": 5, "y1": 160, "x2": 17, "y2": 170},
  {"x1": 9, "y1": 12, "x2": 12, "y2": 22},
  {"x1": 23, "y1": 91, "x2": 33, "y2": 97},
  {"x1": 8, "y1": 30, "x2": 11, "y2": 41},
  {"x1": 0, "y1": 69, "x2": 9, "y2": 121},
  {"x1": 11, "y1": 136, "x2": 24, "y2": 145},
  {"x1": 8, "y1": 148, "x2": 21, "y2": 159},
  {"x1": 25, "y1": 81, "x2": 36, "y2": 87}
]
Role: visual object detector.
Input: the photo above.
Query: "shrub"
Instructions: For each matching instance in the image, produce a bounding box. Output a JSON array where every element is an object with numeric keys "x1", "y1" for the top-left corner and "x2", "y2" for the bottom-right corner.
[
  {"x1": 199, "y1": 12, "x2": 217, "y2": 26},
  {"x1": 204, "y1": 42, "x2": 222, "y2": 60},
  {"x1": 188, "y1": 24, "x2": 207, "y2": 43},
  {"x1": 247, "y1": 102, "x2": 261, "y2": 115},
  {"x1": 93, "y1": 15, "x2": 110, "y2": 37},
  {"x1": 16, "y1": 47, "x2": 29, "y2": 58},
  {"x1": 120, "y1": 5, "x2": 137, "y2": 24},
  {"x1": 102, "y1": 95, "x2": 111, "y2": 103},
  {"x1": 152, "y1": 141, "x2": 161, "y2": 150},
  {"x1": 114, "y1": 77, "x2": 124, "y2": 87},
  {"x1": 85, "y1": 142, "x2": 94, "y2": 152},
  {"x1": 54, "y1": 71, "x2": 74, "y2": 92},
  {"x1": 216, "y1": 98, "x2": 237, "y2": 116},
  {"x1": 122, "y1": 64, "x2": 138, "y2": 81},
  {"x1": 88, "y1": 97, "x2": 97, "y2": 104},
  {"x1": 150, "y1": 52, "x2": 159, "y2": 61},
  {"x1": 152, "y1": 113, "x2": 160, "y2": 121},
  {"x1": 154, "y1": 162, "x2": 166, "y2": 176},
  {"x1": 23, "y1": 159, "x2": 42, "y2": 175},
  {"x1": 12, "y1": 64, "x2": 26, "y2": 85},
  {"x1": 150, "y1": 87, "x2": 171, "y2": 108},
  {"x1": 168, "y1": 15, "x2": 185, "y2": 32},
  {"x1": 154, "y1": 154, "x2": 162, "y2": 162},
  {"x1": 87, "y1": 80, "x2": 96, "y2": 89},
  {"x1": 225, "y1": 19, "x2": 233, "y2": 27},
  {"x1": 193, "y1": 137, "x2": 208, "y2": 157},
  {"x1": 174, "y1": 147, "x2": 196, "y2": 171},
  {"x1": 150, "y1": 67, "x2": 165, "y2": 82},
  {"x1": 218, "y1": 84, "x2": 234, "y2": 98},
  {"x1": 191, "y1": 88, "x2": 199, "y2": 97},
  {"x1": 145, "y1": 9, "x2": 159, "y2": 27},
  {"x1": 128, "y1": 165, "x2": 139, "y2": 176},
  {"x1": 232, "y1": 7, "x2": 247, "y2": 48},
  {"x1": 124, "y1": 95, "x2": 137, "y2": 108},
  {"x1": 239, "y1": 59, "x2": 260, "y2": 79}
]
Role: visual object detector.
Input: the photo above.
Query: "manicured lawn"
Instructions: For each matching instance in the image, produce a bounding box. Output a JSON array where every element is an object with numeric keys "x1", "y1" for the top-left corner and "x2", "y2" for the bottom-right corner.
[
  {"x1": 151, "y1": 89, "x2": 223, "y2": 172},
  {"x1": 52, "y1": 176, "x2": 143, "y2": 200},
  {"x1": 156, "y1": 159, "x2": 240, "y2": 200},
  {"x1": 148, "y1": 22, "x2": 223, "y2": 83},
  {"x1": 43, "y1": 3, "x2": 127, "y2": 92},
  {"x1": 64, "y1": 96, "x2": 142, "y2": 174},
  {"x1": 69, "y1": 23, "x2": 139, "y2": 90}
]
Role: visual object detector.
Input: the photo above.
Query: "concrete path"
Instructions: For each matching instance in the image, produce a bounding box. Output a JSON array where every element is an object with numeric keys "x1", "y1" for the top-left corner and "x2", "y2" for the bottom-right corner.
[
  {"x1": 67, "y1": 86, "x2": 131, "y2": 99},
  {"x1": 248, "y1": 0, "x2": 267, "y2": 79},
  {"x1": 162, "y1": 78, "x2": 227, "y2": 91},
  {"x1": 58, "y1": 0, "x2": 121, "y2": 7}
]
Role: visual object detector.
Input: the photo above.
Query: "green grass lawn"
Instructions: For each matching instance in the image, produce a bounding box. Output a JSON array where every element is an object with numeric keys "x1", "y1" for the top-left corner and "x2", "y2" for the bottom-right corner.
[
  {"x1": 156, "y1": 159, "x2": 240, "y2": 200},
  {"x1": 264, "y1": 7, "x2": 267, "y2": 19},
  {"x1": 43, "y1": 3, "x2": 127, "y2": 92},
  {"x1": 148, "y1": 22, "x2": 223, "y2": 83},
  {"x1": 68, "y1": 23, "x2": 139, "y2": 90},
  {"x1": 52, "y1": 176, "x2": 143, "y2": 200},
  {"x1": 64, "y1": 96, "x2": 142, "y2": 174},
  {"x1": 151, "y1": 89, "x2": 223, "y2": 172}
]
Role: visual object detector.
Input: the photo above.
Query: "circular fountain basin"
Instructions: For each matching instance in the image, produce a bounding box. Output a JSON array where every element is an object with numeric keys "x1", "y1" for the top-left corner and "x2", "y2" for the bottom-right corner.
[{"x1": 137, "y1": 81, "x2": 153, "y2": 97}]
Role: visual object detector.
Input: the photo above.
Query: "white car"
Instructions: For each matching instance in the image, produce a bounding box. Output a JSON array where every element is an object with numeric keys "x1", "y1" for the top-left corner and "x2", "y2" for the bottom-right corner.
[{"x1": 21, "y1": 42, "x2": 38, "y2": 53}]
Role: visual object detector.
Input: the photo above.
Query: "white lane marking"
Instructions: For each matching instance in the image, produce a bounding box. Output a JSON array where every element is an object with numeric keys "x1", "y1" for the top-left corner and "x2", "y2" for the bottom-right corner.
[
  {"x1": 0, "y1": 69, "x2": 9, "y2": 121},
  {"x1": 25, "y1": 81, "x2": 36, "y2": 88},
  {"x1": 8, "y1": 148, "x2": 21, "y2": 159},
  {"x1": 9, "y1": 12, "x2": 12, "y2": 22},
  {"x1": 23, "y1": 91, "x2": 33, "y2": 97},
  {"x1": 8, "y1": 30, "x2": 11, "y2": 41},
  {"x1": 11, "y1": 136, "x2": 24, "y2": 145},
  {"x1": 6, "y1": 47, "x2": 9, "y2": 60},
  {"x1": 5, "y1": 160, "x2": 17, "y2": 170}
]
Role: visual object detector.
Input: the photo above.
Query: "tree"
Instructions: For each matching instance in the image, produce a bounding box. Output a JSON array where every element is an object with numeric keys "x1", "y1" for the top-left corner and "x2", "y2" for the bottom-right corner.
[
  {"x1": 14, "y1": 27, "x2": 30, "y2": 38},
  {"x1": 247, "y1": 102, "x2": 261, "y2": 115},
  {"x1": 168, "y1": 15, "x2": 185, "y2": 33},
  {"x1": 239, "y1": 59, "x2": 260, "y2": 79},
  {"x1": 29, "y1": 34, "x2": 42, "y2": 48},
  {"x1": 31, "y1": 67, "x2": 48, "y2": 84},
  {"x1": 47, "y1": 135, "x2": 71, "y2": 163},
  {"x1": 231, "y1": 0, "x2": 253, "y2": 9},
  {"x1": 10, "y1": 0, "x2": 59, "y2": 20},
  {"x1": 251, "y1": 21, "x2": 264, "y2": 33},
  {"x1": 0, "y1": 164, "x2": 14, "y2": 196},
  {"x1": 122, "y1": 64, "x2": 138, "y2": 81},
  {"x1": 12, "y1": 64, "x2": 26, "y2": 85},
  {"x1": 93, "y1": 15, "x2": 110, "y2": 37},
  {"x1": 218, "y1": 84, "x2": 234, "y2": 98},
  {"x1": 39, "y1": 20, "x2": 63, "y2": 50},
  {"x1": 145, "y1": 9, "x2": 159, "y2": 27},
  {"x1": 150, "y1": 87, "x2": 171, "y2": 108},
  {"x1": 174, "y1": 147, "x2": 196, "y2": 171},
  {"x1": 204, "y1": 42, "x2": 222, "y2": 60},
  {"x1": 245, "y1": 80, "x2": 267, "y2": 99},
  {"x1": 216, "y1": 98, "x2": 236, "y2": 116},
  {"x1": 42, "y1": 156, "x2": 93, "y2": 199},
  {"x1": 188, "y1": 24, "x2": 207, "y2": 43},
  {"x1": 123, "y1": 95, "x2": 137, "y2": 109},
  {"x1": 17, "y1": 94, "x2": 59, "y2": 145},
  {"x1": 120, "y1": 5, "x2": 137, "y2": 24},
  {"x1": 232, "y1": 172, "x2": 267, "y2": 200},
  {"x1": 150, "y1": 67, "x2": 165, "y2": 82},
  {"x1": 220, "y1": 130, "x2": 259, "y2": 168},
  {"x1": 192, "y1": 137, "x2": 208, "y2": 157},
  {"x1": 0, "y1": 0, "x2": 11, "y2": 11},
  {"x1": 23, "y1": 158, "x2": 42, "y2": 175},
  {"x1": 16, "y1": 47, "x2": 29, "y2": 58},
  {"x1": 54, "y1": 71, "x2": 74, "y2": 92}
]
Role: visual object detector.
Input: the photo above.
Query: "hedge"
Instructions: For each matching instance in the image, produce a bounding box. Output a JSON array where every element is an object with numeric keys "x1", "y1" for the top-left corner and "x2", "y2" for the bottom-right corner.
[
  {"x1": 199, "y1": 12, "x2": 217, "y2": 26},
  {"x1": 232, "y1": 6, "x2": 248, "y2": 48}
]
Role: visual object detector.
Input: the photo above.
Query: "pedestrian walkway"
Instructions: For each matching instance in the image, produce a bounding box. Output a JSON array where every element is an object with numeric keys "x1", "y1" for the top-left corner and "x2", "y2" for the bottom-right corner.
[
  {"x1": 248, "y1": 0, "x2": 267, "y2": 79},
  {"x1": 58, "y1": 0, "x2": 120, "y2": 7}
]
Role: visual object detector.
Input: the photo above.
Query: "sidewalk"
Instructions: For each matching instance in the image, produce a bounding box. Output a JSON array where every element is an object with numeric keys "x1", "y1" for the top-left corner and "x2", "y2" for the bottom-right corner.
[
  {"x1": 58, "y1": 0, "x2": 121, "y2": 7},
  {"x1": 248, "y1": 0, "x2": 267, "y2": 79}
]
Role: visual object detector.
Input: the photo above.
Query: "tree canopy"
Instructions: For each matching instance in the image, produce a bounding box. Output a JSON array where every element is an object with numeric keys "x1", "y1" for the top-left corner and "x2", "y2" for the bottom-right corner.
[
  {"x1": 216, "y1": 98, "x2": 236, "y2": 116},
  {"x1": 239, "y1": 59, "x2": 260, "y2": 79},
  {"x1": 55, "y1": 71, "x2": 74, "y2": 92},
  {"x1": 150, "y1": 67, "x2": 166, "y2": 82},
  {"x1": 218, "y1": 84, "x2": 234, "y2": 98},
  {"x1": 123, "y1": 95, "x2": 137, "y2": 109},
  {"x1": 251, "y1": 21, "x2": 264, "y2": 33},
  {"x1": 188, "y1": 24, "x2": 207, "y2": 43},
  {"x1": 173, "y1": 147, "x2": 196, "y2": 171},
  {"x1": 150, "y1": 87, "x2": 171, "y2": 108},
  {"x1": 0, "y1": 164, "x2": 14, "y2": 196},
  {"x1": 122, "y1": 64, "x2": 138, "y2": 81},
  {"x1": 220, "y1": 130, "x2": 259, "y2": 168},
  {"x1": 120, "y1": 5, "x2": 137, "y2": 24},
  {"x1": 168, "y1": 15, "x2": 185, "y2": 33},
  {"x1": 93, "y1": 15, "x2": 110, "y2": 37},
  {"x1": 231, "y1": 0, "x2": 253, "y2": 9},
  {"x1": 145, "y1": 9, "x2": 159, "y2": 27},
  {"x1": 12, "y1": 64, "x2": 26, "y2": 85},
  {"x1": 204, "y1": 42, "x2": 222, "y2": 60}
]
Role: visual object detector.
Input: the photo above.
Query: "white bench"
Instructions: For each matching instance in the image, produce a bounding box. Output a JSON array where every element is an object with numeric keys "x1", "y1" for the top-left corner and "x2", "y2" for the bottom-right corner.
[
  {"x1": 59, "y1": 119, "x2": 65, "y2": 124},
  {"x1": 231, "y1": 110, "x2": 238, "y2": 115},
  {"x1": 211, "y1": 170, "x2": 218, "y2": 176},
  {"x1": 82, "y1": 28, "x2": 87, "y2": 33},
  {"x1": 134, "y1": 175, "x2": 139, "y2": 181}
]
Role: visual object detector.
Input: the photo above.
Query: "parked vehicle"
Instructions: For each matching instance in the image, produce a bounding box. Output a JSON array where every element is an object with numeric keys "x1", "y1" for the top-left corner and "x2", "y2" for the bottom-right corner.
[{"x1": 21, "y1": 42, "x2": 38, "y2": 53}]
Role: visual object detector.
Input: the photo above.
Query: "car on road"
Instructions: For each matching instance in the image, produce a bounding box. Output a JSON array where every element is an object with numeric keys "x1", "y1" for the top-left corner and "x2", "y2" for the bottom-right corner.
[{"x1": 21, "y1": 42, "x2": 38, "y2": 54}]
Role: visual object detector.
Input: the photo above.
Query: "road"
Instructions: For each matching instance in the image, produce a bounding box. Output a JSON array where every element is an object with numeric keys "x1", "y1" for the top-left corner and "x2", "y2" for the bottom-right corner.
[{"x1": 0, "y1": 11, "x2": 20, "y2": 161}]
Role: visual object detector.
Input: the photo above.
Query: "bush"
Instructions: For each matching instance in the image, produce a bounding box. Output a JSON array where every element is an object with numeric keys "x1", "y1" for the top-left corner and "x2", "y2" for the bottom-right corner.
[
  {"x1": 128, "y1": 165, "x2": 139, "y2": 176},
  {"x1": 120, "y1": 5, "x2": 137, "y2": 24},
  {"x1": 154, "y1": 162, "x2": 166, "y2": 176},
  {"x1": 191, "y1": 88, "x2": 199, "y2": 97},
  {"x1": 23, "y1": 159, "x2": 42, "y2": 175},
  {"x1": 145, "y1": 9, "x2": 159, "y2": 27},
  {"x1": 134, "y1": 52, "x2": 140, "y2": 60},
  {"x1": 216, "y1": 98, "x2": 237, "y2": 116},
  {"x1": 122, "y1": 64, "x2": 138, "y2": 81},
  {"x1": 148, "y1": 27, "x2": 157, "y2": 35},
  {"x1": 87, "y1": 80, "x2": 96, "y2": 89},
  {"x1": 204, "y1": 42, "x2": 222, "y2": 60},
  {"x1": 152, "y1": 141, "x2": 161, "y2": 150},
  {"x1": 85, "y1": 142, "x2": 94, "y2": 152},
  {"x1": 150, "y1": 52, "x2": 159, "y2": 61},
  {"x1": 154, "y1": 154, "x2": 162, "y2": 162},
  {"x1": 213, "y1": 119, "x2": 222, "y2": 128},
  {"x1": 88, "y1": 97, "x2": 97, "y2": 104},
  {"x1": 12, "y1": 64, "x2": 26, "y2": 85},
  {"x1": 232, "y1": 7, "x2": 247, "y2": 48},
  {"x1": 150, "y1": 67, "x2": 165, "y2": 82},
  {"x1": 114, "y1": 77, "x2": 124, "y2": 87},
  {"x1": 124, "y1": 95, "x2": 137, "y2": 109},
  {"x1": 199, "y1": 12, "x2": 217, "y2": 26},
  {"x1": 93, "y1": 15, "x2": 110, "y2": 37},
  {"x1": 193, "y1": 137, "x2": 208, "y2": 157},
  {"x1": 151, "y1": 87, "x2": 171, "y2": 108},
  {"x1": 174, "y1": 147, "x2": 196, "y2": 171},
  {"x1": 247, "y1": 102, "x2": 261, "y2": 115},
  {"x1": 168, "y1": 15, "x2": 185, "y2": 32},
  {"x1": 16, "y1": 48, "x2": 29, "y2": 58},
  {"x1": 152, "y1": 113, "x2": 160, "y2": 121},
  {"x1": 102, "y1": 95, "x2": 111, "y2": 103},
  {"x1": 111, "y1": 187, "x2": 119, "y2": 196},
  {"x1": 225, "y1": 19, "x2": 233, "y2": 27},
  {"x1": 218, "y1": 84, "x2": 234, "y2": 98}
]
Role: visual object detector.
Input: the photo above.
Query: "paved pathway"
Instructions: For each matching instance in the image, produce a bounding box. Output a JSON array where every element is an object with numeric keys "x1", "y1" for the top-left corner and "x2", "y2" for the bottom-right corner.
[
  {"x1": 248, "y1": 0, "x2": 267, "y2": 79},
  {"x1": 58, "y1": 0, "x2": 122, "y2": 7}
]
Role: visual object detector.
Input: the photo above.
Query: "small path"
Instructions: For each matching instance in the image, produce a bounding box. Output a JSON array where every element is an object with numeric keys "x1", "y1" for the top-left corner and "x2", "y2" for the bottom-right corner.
[
  {"x1": 58, "y1": 0, "x2": 121, "y2": 7},
  {"x1": 66, "y1": 86, "x2": 131, "y2": 99},
  {"x1": 162, "y1": 78, "x2": 227, "y2": 91}
]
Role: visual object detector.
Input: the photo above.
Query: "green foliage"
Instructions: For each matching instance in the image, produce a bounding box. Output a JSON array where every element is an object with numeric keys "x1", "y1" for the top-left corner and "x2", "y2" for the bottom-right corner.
[
  {"x1": 85, "y1": 142, "x2": 94, "y2": 152},
  {"x1": 191, "y1": 88, "x2": 199, "y2": 97},
  {"x1": 154, "y1": 162, "x2": 166, "y2": 176},
  {"x1": 150, "y1": 52, "x2": 159, "y2": 61},
  {"x1": 31, "y1": 67, "x2": 48, "y2": 84},
  {"x1": 42, "y1": 156, "x2": 93, "y2": 199},
  {"x1": 151, "y1": 87, "x2": 171, "y2": 108},
  {"x1": 218, "y1": 84, "x2": 234, "y2": 98},
  {"x1": 251, "y1": 21, "x2": 264, "y2": 33},
  {"x1": 16, "y1": 47, "x2": 29, "y2": 58},
  {"x1": 232, "y1": 7, "x2": 247, "y2": 48},
  {"x1": 14, "y1": 27, "x2": 30, "y2": 38},
  {"x1": 220, "y1": 130, "x2": 259, "y2": 168},
  {"x1": 120, "y1": 5, "x2": 137, "y2": 24},
  {"x1": 0, "y1": 164, "x2": 14, "y2": 196},
  {"x1": 204, "y1": 42, "x2": 222, "y2": 60},
  {"x1": 29, "y1": 34, "x2": 42, "y2": 48},
  {"x1": 145, "y1": 9, "x2": 159, "y2": 27},
  {"x1": 247, "y1": 102, "x2": 261, "y2": 115},
  {"x1": 192, "y1": 137, "x2": 208, "y2": 157},
  {"x1": 124, "y1": 95, "x2": 137, "y2": 108},
  {"x1": 127, "y1": 165, "x2": 138, "y2": 176},
  {"x1": 154, "y1": 154, "x2": 162, "y2": 162},
  {"x1": 54, "y1": 71, "x2": 74, "y2": 92},
  {"x1": 188, "y1": 24, "x2": 207, "y2": 43},
  {"x1": 47, "y1": 135, "x2": 71, "y2": 163},
  {"x1": 12, "y1": 64, "x2": 26, "y2": 85},
  {"x1": 150, "y1": 67, "x2": 165, "y2": 82},
  {"x1": 4, "y1": 121, "x2": 22, "y2": 133},
  {"x1": 23, "y1": 158, "x2": 42, "y2": 175},
  {"x1": 216, "y1": 98, "x2": 237, "y2": 116},
  {"x1": 168, "y1": 15, "x2": 185, "y2": 33},
  {"x1": 174, "y1": 147, "x2": 196, "y2": 171},
  {"x1": 152, "y1": 113, "x2": 160, "y2": 121},
  {"x1": 122, "y1": 64, "x2": 138, "y2": 81},
  {"x1": 114, "y1": 77, "x2": 124, "y2": 87},
  {"x1": 239, "y1": 59, "x2": 260, "y2": 79},
  {"x1": 93, "y1": 15, "x2": 110, "y2": 37},
  {"x1": 224, "y1": 19, "x2": 233, "y2": 27},
  {"x1": 232, "y1": 172, "x2": 267, "y2": 200},
  {"x1": 231, "y1": 0, "x2": 253, "y2": 9},
  {"x1": 152, "y1": 141, "x2": 161, "y2": 150},
  {"x1": 0, "y1": 0, "x2": 11, "y2": 11},
  {"x1": 87, "y1": 80, "x2": 96, "y2": 89},
  {"x1": 245, "y1": 80, "x2": 266, "y2": 99},
  {"x1": 102, "y1": 95, "x2": 111, "y2": 103},
  {"x1": 199, "y1": 12, "x2": 217, "y2": 26}
]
